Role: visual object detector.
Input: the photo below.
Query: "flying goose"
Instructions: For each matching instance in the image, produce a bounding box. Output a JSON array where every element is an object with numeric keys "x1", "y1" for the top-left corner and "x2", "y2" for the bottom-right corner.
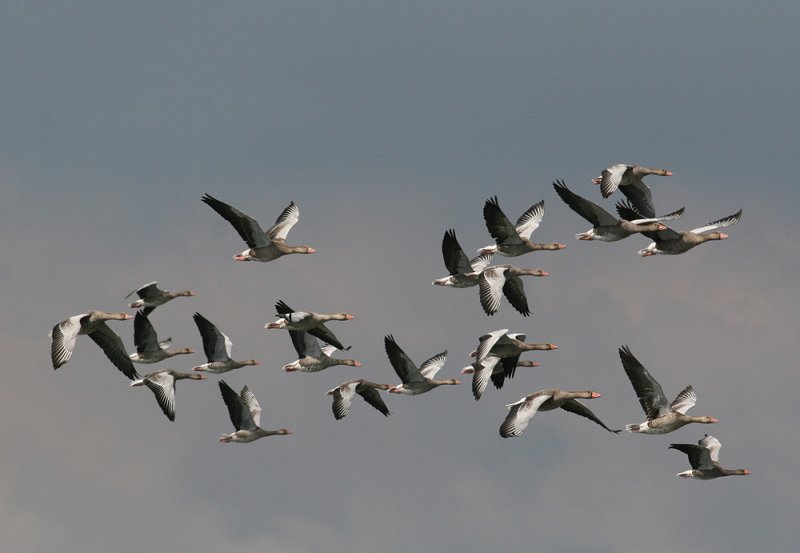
[
  {"x1": 616, "y1": 203, "x2": 742, "y2": 256},
  {"x1": 478, "y1": 265, "x2": 548, "y2": 317},
  {"x1": 619, "y1": 346, "x2": 718, "y2": 434},
  {"x1": 327, "y1": 380, "x2": 392, "y2": 420},
  {"x1": 265, "y1": 300, "x2": 353, "y2": 351},
  {"x1": 669, "y1": 434, "x2": 750, "y2": 479},
  {"x1": 125, "y1": 281, "x2": 196, "y2": 316},
  {"x1": 432, "y1": 229, "x2": 494, "y2": 288},
  {"x1": 462, "y1": 357, "x2": 541, "y2": 400},
  {"x1": 50, "y1": 311, "x2": 138, "y2": 380},
  {"x1": 218, "y1": 380, "x2": 292, "y2": 443},
  {"x1": 130, "y1": 370, "x2": 206, "y2": 421},
  {"x1": 552, "y1": 179, "x2": 683, "y2": 241},
  {"x1": 201, "y1": 194, "x2": 314, "y2": 262},
  {"x1": 592, "y1": 164, "x2": 673, "y2": 218},
  {"x1": 191, "y1": 313, "x2": 260, "y2": 374},
  {"x1": 282, "y1": 331, "x2": 361, "y2": 372},
  {"x1": 500, "y1": 388, "x2": 621, "y2": 437},
  {"x1": 129, "y1": 311, "x2": 194, "y2": 364},
  {"x1": 385, "y1": 335, "x2": 460, "y2": 395},
  {"x1": 478, "y1": 197, "x2": 566, "y2": 256}
]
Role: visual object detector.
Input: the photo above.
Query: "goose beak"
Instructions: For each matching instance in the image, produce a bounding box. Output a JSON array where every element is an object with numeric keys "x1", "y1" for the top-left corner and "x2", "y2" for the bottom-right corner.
[{"x1": 719, "y1": 233, "x2": 729, "y2": 239}]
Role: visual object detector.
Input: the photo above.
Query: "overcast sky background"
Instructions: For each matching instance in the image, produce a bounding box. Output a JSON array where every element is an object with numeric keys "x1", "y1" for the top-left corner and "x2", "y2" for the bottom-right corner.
[{"x1": 2, "y1": 2, "x2": 799, "y2": 552}]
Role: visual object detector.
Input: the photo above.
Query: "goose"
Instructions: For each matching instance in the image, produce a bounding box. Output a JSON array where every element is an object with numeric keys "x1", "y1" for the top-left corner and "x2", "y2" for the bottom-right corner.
[
  {"x1": 282, "y1": 331, "x2": 361, "y2": 372},
  {"x1": 265, "y1": 300, "x2": 353, "y2": 351},
  {"x1": 50, "y1": 311, "x2": 138, "y2": 380},
  {"x1": 592, "y1": 164, "x2": 673, "y2": 218},
  {"x1": 327, "y1": 380, "x2": 392, "y2": 420},
  {"x1": 500, "y1": 388, "x2": 621, "y2": 437},
  {"x1": 472, "y1": 328, "x2": 557, "y2": 366},
  {"x1": 478, "y1": 197, "x2": 566, "y2": 256},
  {"x1": 478, "y1": 265, "x2": 548, "y2": 317},
  {"x1": 201, "y1": 194, "x2": 315, "y2": 262},
  {"x1": 470, "y1": 330, "x2": 556, "y2": 395},
  {"x1": 432, "y1": 229, "x2": 494, "y2": 288},
  {"x1": 619, "y1": 346, "x2": 718, "y2": 434},
  {"x1": 130, "y1": 370, "x2": 206, "y2": 421},
  {"x1": 191, "y1": 313, "x2": 260, "y2": 374},
  {"x1": 125, "y1": 281, "x2": 196, "y2": 316},
  {"x1": 129, "y1": 311, "x2": 194, "y2": 364},
  {"x1": 552, "y1": 179, "x2": 684, "y2": 241},
  {"x1": 462, "y1": 357, "x2": 541, "y2": 400},
  {"x1": 669, "y1": 434, "x2": 751, "y2": 479},
  {"x1": 616, "y1": 203, "x2": 743, "y2": 257},
  {"x1": 218, "y1": 380, "x2": 292, "y2": 443},
  {"x1": 384, "y1": 335, "x2": 460, "y2": 395}
]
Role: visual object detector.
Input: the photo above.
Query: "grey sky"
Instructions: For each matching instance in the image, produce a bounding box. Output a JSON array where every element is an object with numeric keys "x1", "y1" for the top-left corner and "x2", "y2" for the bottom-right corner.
[{"x1": 2, "y1": 2, "x2": 799, "y2": 552}]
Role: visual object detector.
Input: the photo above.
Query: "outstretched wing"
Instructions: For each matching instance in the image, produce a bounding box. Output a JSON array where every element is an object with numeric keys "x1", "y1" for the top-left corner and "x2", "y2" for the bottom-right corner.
[
  {"x1": 619, "y1": 346, "x2": 670, "y2": 419},
  {"x1": 559, "y1": 399, "x2": 622, "y2": 433},
  {"x1": 89, "y1": 322, "x2": 139, "y2": 380},
  {"x1": 514, "y1": 200, "x2": 544, "y2": 240},
  {"x1": 384, "y1": 335, "x2": 423, "y2": 384},
  {"x1": 483, "y1": 196, "x2": 522, "y2": 246},
  {"x1": 267, "y1": 202, "x2": 300, "y2": 241},
  {"x1": 202, "y1": 193, "x2": 269, "y2": 249},
  {"x1": 441, "y1": 229, "x2": 473, "y2": 275},
  {"x1": 553, "y1": 180, "x2": 617, "y2": 227},
  {"x1": 499, "y1": 393, "x2": 552, "y2": 438},
  {"x1": 690, "y1": 209, "x2": 742, "y2": 235},
  {"x1": 143, "y1": 372, "x2": 177, "y2": 421}
]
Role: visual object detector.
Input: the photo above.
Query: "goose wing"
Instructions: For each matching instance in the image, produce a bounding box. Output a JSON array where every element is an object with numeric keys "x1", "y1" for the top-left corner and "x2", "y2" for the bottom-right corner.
[
  {"x1": 669, "y1": 443, "x2": 714, "y2": 470},
  {"x1": 483, "y1": 196, "x2": 522, "y2": 245},
  {"x1": 442, "y1": 229, "x2": 473, "y2": 275},
  {"x1": 553, "y1": 179, "x2": 617, "y2": 226},
  {"x1": 126, "y1": 281, "x2": 160, "y2": 301},
  {"x1": 514, "y1": 200, "x2": 544, "y2": 240},
  {"x1": 478, "y1": 267, "x2": 507, "y2": 316},
  {"x1": 143, "y1": 371, "x2": 177, "y2": 421},
  {"x1": 670, "y1": 385, "x2": 697, "y2": 414},
  {"x1": 471, "y1": 355, "x2": 501, "y2": 400},
  {"x1": 502, "y1": 274, "x2": 530, "y2": 317},
  {"x1": 308, "y1": 323, "x2": 349, "y2": 351},
  {"x1": 356, "y1": 382, "x2": 391, "y2": 417},
  {"x1": 266, "y1": 202, "x2": 300, "y2": 241},
  {"x1": 133, "y1": 311, "x2": 161, "y2": 355},
  {"x1": 384, "y1": 335, "x2": 423, "y2": 384},
  {"x1": 598, "y1": 164, "x2": 631, "y2": 198},
  {"x1": 89, "y1": 322, "x2": 139, "y2": 380},
  {"x1": 419, "y1": 350, "x2": 448, "y2": 379},
  {"x1": 219, "y1": 380, "x2": 255, "y2": 431},
  {"x1": 475, "y1": 328, "x2": 510, "y2": 364},
  {"x1": 620, "y1": 181, "x2": 655, "y2": 219},
  {"x1": 499, "y1": 392, "x2": 552, "y2": 438},
  {"x1": 202, "y1": 193, "x2": 269, "y2": 249},
  {"x1": 240, "y1": 385, "x2": 263, "y2": 427},
  {"x1": 619, "y1": 346, "x2": 670, "y2": 419},
  {"x1": 193, "y1": 313, "x2": 232, "y2": 362},
  {"x1": 289, "y1": 330, "x2": 323, "y2": 358},
  {"x1": 559, "y1": 399, "x2": 622, "y2": 433},
  {"x1": 689, "y1": 209, "x2": 742, "y2": 235},
  {"x1": 329, "y1": 381, "x2": 357, "y2": 420},
  {"x1": 699, "y1": 434, "x2": 722, "y2": 462},
  {"x1": 50, "y1": 314, "x2": 86, "y2": 369}
]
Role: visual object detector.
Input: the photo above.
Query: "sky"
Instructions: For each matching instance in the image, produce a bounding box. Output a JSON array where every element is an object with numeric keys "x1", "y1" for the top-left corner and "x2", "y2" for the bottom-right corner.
[{"x1": 2, "y1": 2, "x2": 799, "y2": 552}]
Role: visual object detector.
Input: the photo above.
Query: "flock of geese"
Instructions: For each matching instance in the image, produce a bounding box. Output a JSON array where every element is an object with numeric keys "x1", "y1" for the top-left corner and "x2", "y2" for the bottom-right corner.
[{"x1": 49, "y1": 164, "x2": 749, "y2": 479}]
